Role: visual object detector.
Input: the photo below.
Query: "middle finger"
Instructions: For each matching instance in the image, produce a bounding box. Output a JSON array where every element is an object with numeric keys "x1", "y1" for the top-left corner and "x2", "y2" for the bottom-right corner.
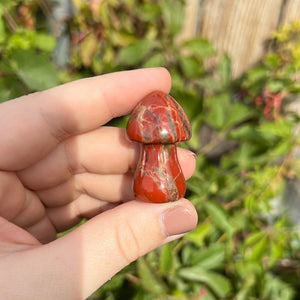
[
  {"x1": 37, "y1": 172, "x2": 134, "y2": 207},
  {"x1": 18, "y1": 127, "x2": 139, "y2": 190}
]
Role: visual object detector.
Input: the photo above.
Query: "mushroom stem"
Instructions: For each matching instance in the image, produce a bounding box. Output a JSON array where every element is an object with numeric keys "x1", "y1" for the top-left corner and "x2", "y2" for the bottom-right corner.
[{"x1": 133, "y1": 144, "x2": 186, "y2": 203}]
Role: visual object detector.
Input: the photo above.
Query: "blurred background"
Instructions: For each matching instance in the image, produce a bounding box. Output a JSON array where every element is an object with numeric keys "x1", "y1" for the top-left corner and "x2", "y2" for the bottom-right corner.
[{"x1": 1, "y1": 0, "x2": 300, "y2": 299}]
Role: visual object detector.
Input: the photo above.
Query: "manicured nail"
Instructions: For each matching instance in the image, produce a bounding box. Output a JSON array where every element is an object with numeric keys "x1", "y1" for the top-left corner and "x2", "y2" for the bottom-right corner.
[
  {"x1": 161, "y1": 206, "x2": 197, "y2": 237},
  {"x1": 191, "y1": 151, "x2": 196, "y2": 159},
  {"x1": 181, "y1": 148, "x2": 196, "y2": 159}
]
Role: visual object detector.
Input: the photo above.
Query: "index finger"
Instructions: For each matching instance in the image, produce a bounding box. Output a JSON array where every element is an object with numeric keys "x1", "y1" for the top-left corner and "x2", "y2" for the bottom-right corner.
[{"x1": 0, "y1": 68, "x2": 171, "y2": 170}]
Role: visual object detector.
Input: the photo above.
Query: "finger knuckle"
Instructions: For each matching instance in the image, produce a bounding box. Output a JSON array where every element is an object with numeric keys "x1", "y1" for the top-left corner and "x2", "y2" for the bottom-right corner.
[{"x1": 114, "y1": 217, "x2": 141, "y2": 264}]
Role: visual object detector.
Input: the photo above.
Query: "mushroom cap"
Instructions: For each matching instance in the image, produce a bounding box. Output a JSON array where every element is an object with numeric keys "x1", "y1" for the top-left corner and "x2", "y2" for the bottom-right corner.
[{"x1": 126, "y1": 91, "x2": 191, "y2": 144}]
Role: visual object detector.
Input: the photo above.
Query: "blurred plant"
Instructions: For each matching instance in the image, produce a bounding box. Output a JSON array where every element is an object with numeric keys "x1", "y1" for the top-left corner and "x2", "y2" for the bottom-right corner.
[
  {"x1": 1, "y1": 1, "x2": 300, "y2": 299},
  {"x1": 69, "y1": 1, "x2": 300, "y2": 299},
  {"x1": 0, "y1": 0, "x2": 60, "y2": 101},
  {"x1": 69, "y1": 0, "x2": 216, "y2": 129},
  {"x1": 84, "y1": 7, "x2": 300, "y2": 300}
]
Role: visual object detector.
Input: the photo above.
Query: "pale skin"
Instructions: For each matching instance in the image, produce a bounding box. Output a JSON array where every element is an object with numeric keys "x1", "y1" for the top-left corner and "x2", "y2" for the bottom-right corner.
[{"x1": 0, "y1": 68, "x2": 197, "y2": 299}]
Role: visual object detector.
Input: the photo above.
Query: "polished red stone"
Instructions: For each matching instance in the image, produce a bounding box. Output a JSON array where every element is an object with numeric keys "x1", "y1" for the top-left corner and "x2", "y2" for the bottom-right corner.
[
  {"x1": 127, "y1": 91, "x2": 191, "y2": 144},
  {"x1": 127, "y1": 91, "x2": 191, "y2": 203},
  {"x1": 134, "y1": 144, "x2": 186, "y2": 203}
]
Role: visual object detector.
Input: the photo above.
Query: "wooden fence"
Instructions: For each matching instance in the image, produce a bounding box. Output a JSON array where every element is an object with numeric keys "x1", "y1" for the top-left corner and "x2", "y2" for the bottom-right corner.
[{"x1": 179, "y1": 0, "x2": 300, "y2": 78}]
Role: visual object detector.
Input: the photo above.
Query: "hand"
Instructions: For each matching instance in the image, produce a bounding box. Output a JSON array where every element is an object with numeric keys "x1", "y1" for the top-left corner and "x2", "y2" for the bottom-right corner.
[{"x1": 0, "y1": 68, "x2": 197, "y2": 299}]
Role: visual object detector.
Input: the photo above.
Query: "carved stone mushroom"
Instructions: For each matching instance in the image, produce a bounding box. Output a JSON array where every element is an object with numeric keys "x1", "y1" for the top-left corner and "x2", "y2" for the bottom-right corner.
[{"x1": 126, "y1": 91, "x2": 191, "y2": 203}]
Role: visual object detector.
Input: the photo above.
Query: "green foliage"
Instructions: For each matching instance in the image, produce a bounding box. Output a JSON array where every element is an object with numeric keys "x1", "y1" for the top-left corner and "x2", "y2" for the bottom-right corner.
[
  {"x1": 9, "y1": 48, "x2": 58, "y2": 90},
  {"x1": 1, "y1": 1, "x2": 300, "y2": 299},
  {"x1": 117, "y1": 39, "x2": 161, "y2": 66},
  {"x1": 0, "y1": 1, "x2": 59, "y2": 100},
  {"x1": 85, "y1": 8, "x2": 300, "y2": 298},
  {"x1": 242, "y1": 21, "x2": 300, "y2": 96}
]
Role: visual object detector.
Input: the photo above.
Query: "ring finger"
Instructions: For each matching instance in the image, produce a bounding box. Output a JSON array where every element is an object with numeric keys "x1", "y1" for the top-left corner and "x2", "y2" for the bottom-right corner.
[{"x1": 37, "y1": 172, "x2": 134, "y2": 208}]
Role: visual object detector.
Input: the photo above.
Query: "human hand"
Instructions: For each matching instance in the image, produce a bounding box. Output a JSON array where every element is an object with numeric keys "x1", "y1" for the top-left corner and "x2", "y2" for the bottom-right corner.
[{"x1": 0, "y1": 68, "x2": 197, "y2": 299}]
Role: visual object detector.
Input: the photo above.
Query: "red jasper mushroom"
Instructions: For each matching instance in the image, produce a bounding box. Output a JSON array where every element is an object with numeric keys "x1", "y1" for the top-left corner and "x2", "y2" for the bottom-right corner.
[{"x1": 126, "y1": 91, "x2": 191, "y2": 203}]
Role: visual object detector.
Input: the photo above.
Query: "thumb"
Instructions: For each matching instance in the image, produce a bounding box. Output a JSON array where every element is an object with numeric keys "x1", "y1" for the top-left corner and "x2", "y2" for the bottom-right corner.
[{"x1": 2, "y1": 199, "x2": 197, "y2": 299}]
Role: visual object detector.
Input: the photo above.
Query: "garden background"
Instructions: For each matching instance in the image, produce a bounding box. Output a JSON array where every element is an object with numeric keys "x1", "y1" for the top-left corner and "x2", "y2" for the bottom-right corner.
[{"x1": 1, "y1": 0, "x2": 300, "y2": 299}]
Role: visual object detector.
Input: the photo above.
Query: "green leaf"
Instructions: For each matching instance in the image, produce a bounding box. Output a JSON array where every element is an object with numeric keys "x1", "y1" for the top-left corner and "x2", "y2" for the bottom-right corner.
[
  {"x1": 159, "y1": 243, "x2": 173, "y2": 274},
  {"x1": 98, "y1": 2, "x2": 111, "y2": 27},
  {"x1": 137, "y1": 257, "x2": 166, "y2": 295},
  {"x1": 189, "y1": 244, "x2": 226, "y2": 269},
  {"x1": 80, "y1": 34, "x2": 98, "y2": 67},
  {"x1": 110, "y1": 30, "x2": 137, "y2": 47},
  {"x1": 204, "y1": 201, "x2": 234, "y2": 236},
  {"x1": 0, "y1": 5, "x2": 6, "y2": 43},
  {"x1": 187, "y1": 114, "x2": 202, "y2": 150},
  {"x1": 117, "y1": 39, "x2": 160, "y2": 66},
  {"x1": 269, "y1": 240, "x2": 284, "y2": 266},
  {"x1": 0, "y1": 78, "x2": 12, "y2": 101},
  {"x1": 263, "y1": 273, "x2": 295, "y2": 300},
  {"x1": 245, "y1": 231, "x2": 266, "y2": 248},
  {"x1": 33, "y1": 33, "x2": 55, "y2": 52},
  {"x1": 137, "y1": 3, "x2": 161, "y2": 21},
  {"x1": 245, "y1": 236, "x2": 268, "y2": 262},
  {"x1": 91, "y1": 273, "x2": 126, "y2": 298},
  {"x1": 259, "y1": 119, "x2": 292, "y2": 138},
  {"x1": 185, "y1": 222, "x2": 211, "y2": 247},
  {"x1": 196, "y1": 76, "x2": 224, "y2": 92},
  {"x1": 205, "y1": 92, "x2": 231, "y2": 129},
  {"x1": 143, "y1": 53, "x2": 164, "y2": 68},
  {"x1": 243, "y1": 67, "x2": 268, "y2": 86},
  {"x1": 230, "y1": 124, "x2": 267, "y2": 145},
  {"x1": 217, "y1": 54, "x2": 231, "y2": 88},
  {"x1": 183, "y1": 38, "x2": 216, "y2": 58},
  {"x1": 169, "y1": 88, "x2": 201, "y2": 119},
  {"x1": 179, "y1": 56, "x2": 202, "y2": 78},
  {"x1": 9, "y1": 49, "x2": 59, "y2": 91},
  {"x1": 225, "y1": 102, "x2": 253, "y2": 128},
  {"x1": 160, "y1": 0, "x2": 184, "y2": 36},
  {"x1": 263, "y1": 53, "x2": 280, "y2": 69},
  {"x1": 266, "y1": 80, "x2": 285, "y2": 93},
  {"x1": 269, "y1": 140, "x2": 292, "y2": 157},
  {"x1": 7, "y1": 31, "x2": 31, "y2": 51},
  {"x1": 179, "y1": 266, "x2": 232, "y2": 298},
  {"x1": 0, "y1": 1, "x2": 15, "y2": 10}
]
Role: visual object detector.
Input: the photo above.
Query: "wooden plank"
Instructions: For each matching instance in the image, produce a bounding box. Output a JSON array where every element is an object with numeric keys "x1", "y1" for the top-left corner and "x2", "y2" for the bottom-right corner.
[
  {"x1": 176, "y1": 0, "x2": 201, "y2": 43},
  {"x1": 200, "y1": 0, "x2": 283, "y2": 77},
  {"x1": 281, "y1": 0, "x2": 300, "y2": 24}
]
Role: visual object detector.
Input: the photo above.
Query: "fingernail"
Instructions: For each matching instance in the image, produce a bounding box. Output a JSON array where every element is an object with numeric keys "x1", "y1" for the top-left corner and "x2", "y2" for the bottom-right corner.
[
  {"x1": 161, "y1": 206, "x2": 197, "y2": 237},
  {"x1": 191, "y1": 151, "x2": 196, "y2": 159},
  {"x1": 181, "y1": 148, "x2": 196, "y2": 159}
]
